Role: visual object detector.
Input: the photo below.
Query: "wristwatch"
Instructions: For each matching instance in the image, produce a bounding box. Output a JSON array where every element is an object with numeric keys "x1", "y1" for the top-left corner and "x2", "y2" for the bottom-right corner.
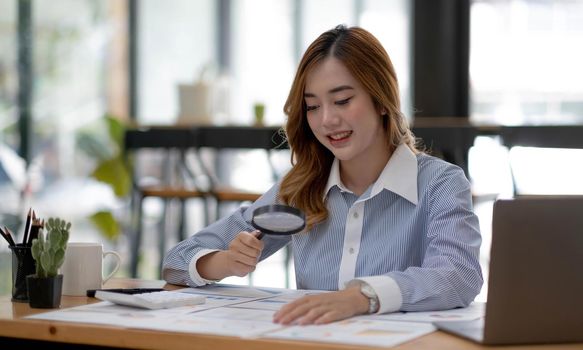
[{"x1": 351, "y1": 281, "x2": 379, "y2": 314}]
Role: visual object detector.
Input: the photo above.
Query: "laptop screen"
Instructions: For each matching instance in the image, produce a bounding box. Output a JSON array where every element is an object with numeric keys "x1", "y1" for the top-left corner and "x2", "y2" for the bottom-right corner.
[{"x1": 484, "y1": 196, "x2": 583, "y2": 344}]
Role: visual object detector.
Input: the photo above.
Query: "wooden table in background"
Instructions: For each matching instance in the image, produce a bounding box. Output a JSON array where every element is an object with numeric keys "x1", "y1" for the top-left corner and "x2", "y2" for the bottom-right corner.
[{"x1": 125, "y1": 120, "x2": 583, "y2": 179}]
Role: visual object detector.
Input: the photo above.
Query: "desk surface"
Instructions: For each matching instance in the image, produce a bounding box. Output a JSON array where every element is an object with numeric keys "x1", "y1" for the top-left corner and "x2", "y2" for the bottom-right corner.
[{"x1": 1, "y1": 279, "x2": 581, "y2": 350}]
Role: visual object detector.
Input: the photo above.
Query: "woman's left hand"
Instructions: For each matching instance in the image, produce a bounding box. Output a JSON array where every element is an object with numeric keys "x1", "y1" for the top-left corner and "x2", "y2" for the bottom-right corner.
[{"x1": 273, "y1": 285, "x2": 370, "y2": 325}]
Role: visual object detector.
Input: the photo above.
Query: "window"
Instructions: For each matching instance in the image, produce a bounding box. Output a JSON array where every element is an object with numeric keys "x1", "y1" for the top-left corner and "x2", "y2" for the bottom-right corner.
[
  {"x1": 0, "y1": 0, "x2": 19, "y2": 219},
  {"x1": 138, "y1": 0, "x2": 216, "y2": 124},
  {"x1": 33, "y1": 0, "x2": 113, "y2": 181},
  {"x1": 471, "y1": 0, "x2": 583, "y2": 125},
  {"x1": 137, "y1": 0, "x2": 412, "y2": 126},
  {"x1": 0, "y1": 1, "x2": 17, "y2": 149},
  {"x1": 469, "y1": 0, "x2": 583, "y2": 197},
  {"x1": 360, "y1": 0, "x2": 412, "y2": 119},
  {"x1": 230, "y1": 0, "x2": 295, "y2": 126}
]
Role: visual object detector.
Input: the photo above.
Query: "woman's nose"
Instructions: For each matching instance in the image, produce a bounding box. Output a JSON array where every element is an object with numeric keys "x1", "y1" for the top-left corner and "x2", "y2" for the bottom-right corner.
[{"x1": 321, "y1": 105, "x2": 340, "y2": 126}]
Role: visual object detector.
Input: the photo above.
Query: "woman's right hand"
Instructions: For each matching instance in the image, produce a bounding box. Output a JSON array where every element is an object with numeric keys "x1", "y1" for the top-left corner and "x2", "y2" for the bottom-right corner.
[
  {"x1": 197, "y1": 231, "x2": 264, "y2": 280},
  {"x1": 222, "y1": 230, "x2": 264, "y2": 276}
]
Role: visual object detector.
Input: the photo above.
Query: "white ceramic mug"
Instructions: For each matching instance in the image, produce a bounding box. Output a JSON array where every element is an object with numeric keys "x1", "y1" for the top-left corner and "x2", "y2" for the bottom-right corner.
[{"x1": 60, "y1": 242, "x2": 121, "y2": 296}]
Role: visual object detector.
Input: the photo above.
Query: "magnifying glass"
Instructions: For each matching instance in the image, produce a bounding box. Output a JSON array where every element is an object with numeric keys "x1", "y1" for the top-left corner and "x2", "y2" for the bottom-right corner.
[{"x1": 251, "y1": 204, "x2": 306, "y2": 239}]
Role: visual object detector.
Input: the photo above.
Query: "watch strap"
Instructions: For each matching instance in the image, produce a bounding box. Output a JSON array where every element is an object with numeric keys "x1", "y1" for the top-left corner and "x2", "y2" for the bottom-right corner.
[
  {"x1": 347, "y1": 280, "x2": 379, "y2": 314},
  {"x1": 361, "y1": 283, "x2": 380, "y2": 314}
]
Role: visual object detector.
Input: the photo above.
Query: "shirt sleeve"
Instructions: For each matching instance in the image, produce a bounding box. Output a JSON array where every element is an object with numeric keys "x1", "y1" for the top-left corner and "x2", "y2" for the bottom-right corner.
[
  {"x1": 385, "y1": 165, "x2": 483, "y2": 312},
  {"x1": 162, "y1": 183, "x2": 291, "y2": 287}
]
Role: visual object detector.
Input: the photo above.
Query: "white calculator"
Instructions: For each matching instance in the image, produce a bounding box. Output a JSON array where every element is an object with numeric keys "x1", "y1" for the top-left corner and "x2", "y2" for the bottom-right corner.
[{"x1": 95, "y1": 290, "x2": 206, "y2": 310}]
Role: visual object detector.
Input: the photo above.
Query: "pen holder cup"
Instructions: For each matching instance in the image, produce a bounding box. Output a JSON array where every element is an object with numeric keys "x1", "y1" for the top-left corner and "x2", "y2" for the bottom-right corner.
[{"x1": 10, "y1": 244, "x2": 36, "y2": 302}]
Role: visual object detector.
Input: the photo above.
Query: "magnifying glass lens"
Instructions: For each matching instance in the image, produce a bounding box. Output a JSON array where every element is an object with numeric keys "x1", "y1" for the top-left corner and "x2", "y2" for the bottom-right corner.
[
  {"x1": 253, "y1": 212, "x2": 305, "y2": 232},
  {"x1": 251, "y1": 204, "x2": 306, "y2": 238}
]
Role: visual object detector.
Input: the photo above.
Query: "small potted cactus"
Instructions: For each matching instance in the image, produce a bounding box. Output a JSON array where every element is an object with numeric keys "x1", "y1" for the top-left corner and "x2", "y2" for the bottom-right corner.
[{"x1": 26, "y1": 217, "x2": 71, "y2": 308}]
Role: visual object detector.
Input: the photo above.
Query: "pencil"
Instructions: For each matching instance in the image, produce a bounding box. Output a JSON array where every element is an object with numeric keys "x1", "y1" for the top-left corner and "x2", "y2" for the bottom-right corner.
[
  {"x1": 28, "y1": 218, "x2": 41, "y2": 245},
  {"x1": 22, "y1": 208, "x2": 31, "y2": 245},
  {"x1": 0, "y1": 227, "x2": 11, "y2": 246},
  {"x1": 3, "y1": 226, "x2": 16, "y2": 246}
]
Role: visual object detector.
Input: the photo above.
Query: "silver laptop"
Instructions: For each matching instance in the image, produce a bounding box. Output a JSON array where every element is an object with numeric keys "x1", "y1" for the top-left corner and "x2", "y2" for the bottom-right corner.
[{"x1": 435, "y1": 196, "x2": 583, "y2": 345}]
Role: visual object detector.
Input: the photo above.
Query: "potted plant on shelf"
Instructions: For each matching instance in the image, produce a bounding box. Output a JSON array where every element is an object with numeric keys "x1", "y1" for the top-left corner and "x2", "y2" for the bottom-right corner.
[{"x1": 26, "y1": 218, "x2": 71, "y2": 308}]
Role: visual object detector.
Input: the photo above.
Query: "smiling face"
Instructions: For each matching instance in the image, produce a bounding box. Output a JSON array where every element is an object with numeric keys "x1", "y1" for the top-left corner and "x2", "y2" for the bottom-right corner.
[{"x1": 304, "y1": 56, "x2": 389, "y2": 167}]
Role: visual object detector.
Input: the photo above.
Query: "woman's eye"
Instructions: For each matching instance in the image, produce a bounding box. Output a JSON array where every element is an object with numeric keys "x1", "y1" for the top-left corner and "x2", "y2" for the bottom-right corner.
[
  {"x1": 335, "y1": 97, "x2": 352, "y2": 106},
  {"x1": 306, "y1": 105, "x2": 319, "y2": 111}
]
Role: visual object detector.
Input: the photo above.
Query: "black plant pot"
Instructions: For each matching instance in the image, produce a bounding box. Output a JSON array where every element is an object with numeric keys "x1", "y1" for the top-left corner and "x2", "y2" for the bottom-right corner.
[{"x1": 26, "y1": 274, "x2": 63, "y2": 308}]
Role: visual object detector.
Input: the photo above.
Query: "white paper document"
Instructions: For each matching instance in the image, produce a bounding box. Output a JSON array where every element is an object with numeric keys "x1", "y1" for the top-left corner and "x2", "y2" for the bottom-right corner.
[
  {"x1": 362, "y1": 302, "x2": 485, "y2": 323},
  {"x1": 144, "y1": 307, "x2": 283, "y2": 338},
  {"x1": 181, "y1": 284, "x2": 290, "y2": 298},
  {"x1": 25, "y1": 285, "x2": 443, "y2": 348},
  {"x1": 265, "y1": 319, "x2": 436, "y2": 348},
  {"x1": 229, "y1": 289, "x2": 329, "y2": 311}
]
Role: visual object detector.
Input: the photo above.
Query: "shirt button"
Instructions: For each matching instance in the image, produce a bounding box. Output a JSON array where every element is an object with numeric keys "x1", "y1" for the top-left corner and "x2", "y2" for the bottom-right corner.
[
  {"x1": 349, "y1": 247, "x2": 355, "y2": 254},
  {"x1": 353, "y1": 212, "x2": 359, "y2": 219}
]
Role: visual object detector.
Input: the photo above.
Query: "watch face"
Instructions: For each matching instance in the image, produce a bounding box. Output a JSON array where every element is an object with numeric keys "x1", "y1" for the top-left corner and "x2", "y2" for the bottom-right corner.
[
  {"x1": 368, "y1": 297, "x2": 379, "y2": 314},
  {"x1": 359, "y1": 284, "x2": 379, "y2": 313},
  {"x1": 360, "y1": 284, "x2": 375, "y2": 298}
]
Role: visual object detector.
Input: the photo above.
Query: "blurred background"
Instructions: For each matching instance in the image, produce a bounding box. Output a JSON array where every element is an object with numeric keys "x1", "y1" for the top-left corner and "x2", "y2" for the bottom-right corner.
[{"x1": 1, "y1": 0, "x2": 583, "y2": 299}]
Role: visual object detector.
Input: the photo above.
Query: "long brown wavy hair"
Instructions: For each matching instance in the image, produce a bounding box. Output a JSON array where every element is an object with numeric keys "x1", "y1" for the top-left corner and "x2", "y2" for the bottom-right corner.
[{"x1": 279, "y1": 25, "x2": 418, "y2": 230}]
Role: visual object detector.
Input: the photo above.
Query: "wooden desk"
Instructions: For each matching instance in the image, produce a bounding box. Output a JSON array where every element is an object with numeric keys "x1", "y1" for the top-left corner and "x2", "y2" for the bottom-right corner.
[{"x1": 1, "y1": 279, "x2": 581, "y2": 350}]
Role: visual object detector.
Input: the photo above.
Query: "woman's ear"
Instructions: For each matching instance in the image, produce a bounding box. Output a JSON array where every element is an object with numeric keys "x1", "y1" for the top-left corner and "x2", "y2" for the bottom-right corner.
[
  {"x1": 379, "y1": 108, "x2": 390, "y2": 128},
  {"x1": 377, "y1": 105, "x2": 387, "y2": 116}
]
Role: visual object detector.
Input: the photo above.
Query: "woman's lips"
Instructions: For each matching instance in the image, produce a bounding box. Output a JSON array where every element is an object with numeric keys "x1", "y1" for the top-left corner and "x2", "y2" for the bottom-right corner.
[{"x1": 327, "y1": 131, "x2": 353, "y2": 146}]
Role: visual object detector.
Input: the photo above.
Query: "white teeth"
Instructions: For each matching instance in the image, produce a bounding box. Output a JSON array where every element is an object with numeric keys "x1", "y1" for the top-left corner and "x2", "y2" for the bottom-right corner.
[{"x1": 329, "y1": 131, "x2": 352, "y2": 140}]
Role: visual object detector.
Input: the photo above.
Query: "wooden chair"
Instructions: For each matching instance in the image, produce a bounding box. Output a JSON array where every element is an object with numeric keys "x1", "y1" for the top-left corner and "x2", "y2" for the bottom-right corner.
[
  {"x1": 125, "y1": 126, "x2": 290, "y2": 281},
  {"x1": 193, "y1": 126, "x2": 287, "y2": 221},
  {"x1": 125, "y1": 128, "x2": 209, "y2": 278},
  {"x1": 184, "y1": 149, "x2": 263, "y2": 222}
]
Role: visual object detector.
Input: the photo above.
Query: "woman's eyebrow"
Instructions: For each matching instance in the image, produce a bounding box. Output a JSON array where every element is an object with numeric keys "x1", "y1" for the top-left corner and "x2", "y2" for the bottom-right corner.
[
  {"x1": 328, "y1": 85, "x2": 354, "y2": 94},
  {"x1": 304, "y1": 85, "x2": 354, "y2": 98}
]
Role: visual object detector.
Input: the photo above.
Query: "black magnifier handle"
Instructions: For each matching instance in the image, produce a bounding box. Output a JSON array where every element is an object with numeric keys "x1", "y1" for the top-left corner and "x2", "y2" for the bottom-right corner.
[{"x1": 256, "y1": 232, "x2": 265, "y2": 240}]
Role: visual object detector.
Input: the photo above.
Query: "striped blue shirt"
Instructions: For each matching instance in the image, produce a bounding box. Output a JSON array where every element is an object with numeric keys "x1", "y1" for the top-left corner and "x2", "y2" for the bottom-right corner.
[{"x1": 163, "y1": 144, "x2": 483, "y2": 313}]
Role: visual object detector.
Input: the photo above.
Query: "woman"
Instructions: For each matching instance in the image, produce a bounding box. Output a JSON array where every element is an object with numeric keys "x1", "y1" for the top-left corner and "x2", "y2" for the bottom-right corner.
[{"x1": 163, "y1": 25, "x2": 482, "y2": 325}]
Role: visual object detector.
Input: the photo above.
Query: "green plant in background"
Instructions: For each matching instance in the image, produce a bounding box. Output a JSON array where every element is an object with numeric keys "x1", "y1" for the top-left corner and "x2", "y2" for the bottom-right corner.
[
  {"x1": 76, "y1": 115, "x2": 131, "y2": 241},
  {"x1": 254, "y1": 102, "x2": 265, "y2": 126},
  {"x1": 31, "y1": 218, "x2": 71, "y2": 278}
]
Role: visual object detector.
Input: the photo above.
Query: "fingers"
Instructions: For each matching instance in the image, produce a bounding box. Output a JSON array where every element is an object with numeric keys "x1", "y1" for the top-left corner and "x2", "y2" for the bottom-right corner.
[
  {"x1": 226, "y1": 257, "x2": 257, "y2": 277},
  {"x1": 225, "y1": 231, "x2": 264, "y2": 276},
  {"x1": 273, "y1": 290, "x2": 363, "y2": 325},
  {"x1": 223, "y1": 248, "x2": 257, "y2": 277},
  {"x1": 250, "y1": 230, "x2": 262, "y2": 238},
  {"x1": 229, "y1": 232, "x2": 262, "y2": 258},
  {"x1": 312, "y1": 310, "x2": 339, "y2": 325},
  {"x1": 274, "y1": 295, "x2": 339, "y2": 325},
  {"x1": 273, "y1": 297, "x2": 315, "y2": 325},
  {"x1": 227, "y1": 250, "x2": 257, "y2": 268},
  {"x1": 230, "y1": 231, "x2": 263, "y2": 255},
  {"x1": 299, "y1": 307, "x2": 341, "y2": 325}
]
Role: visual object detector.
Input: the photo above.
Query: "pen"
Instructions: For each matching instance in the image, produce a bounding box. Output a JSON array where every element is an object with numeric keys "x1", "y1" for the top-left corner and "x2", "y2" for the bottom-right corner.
[
  {"x1": 22, "y1": 208, "x2": 31, "y2": 245},
  {"x1": 86, "y1": 288, "x2": 165, "y2": 298}
]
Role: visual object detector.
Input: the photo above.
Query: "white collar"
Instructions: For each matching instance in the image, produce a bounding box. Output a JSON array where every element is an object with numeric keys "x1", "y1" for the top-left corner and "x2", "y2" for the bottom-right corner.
[{"x1": 324, "y1": 144, "x2": 418, "y2": 205}]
